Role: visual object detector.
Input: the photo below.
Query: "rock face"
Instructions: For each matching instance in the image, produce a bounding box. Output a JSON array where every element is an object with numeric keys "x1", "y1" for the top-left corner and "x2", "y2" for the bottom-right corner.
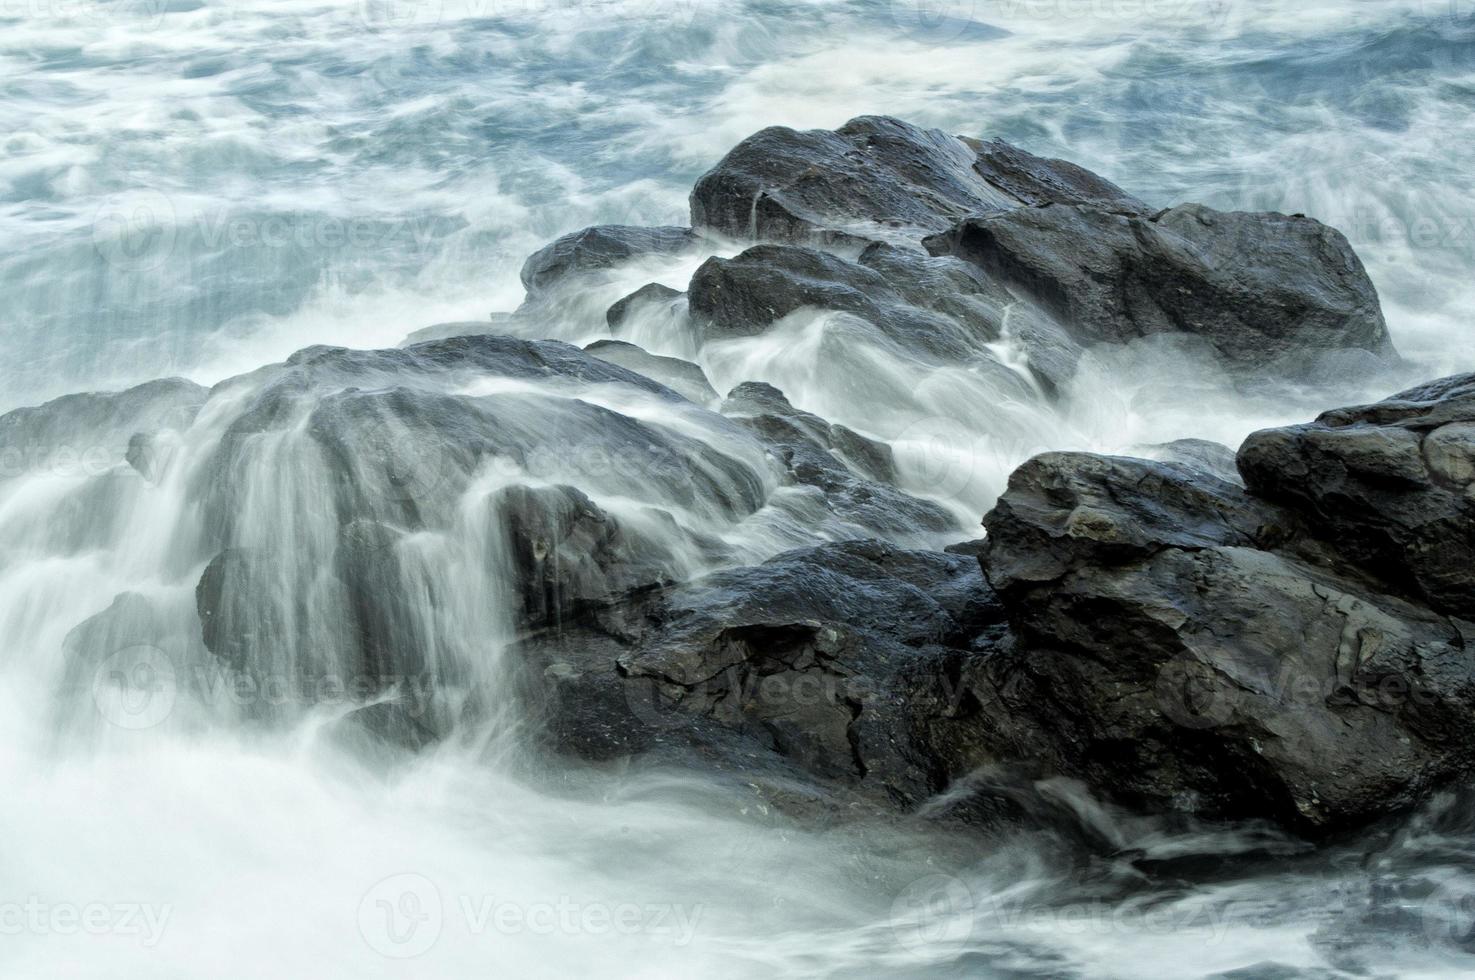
[
  {"x1": 979, "y1": 376, "x2": 1475, "y2": 833},
  {"x1": 1239, "y1": 373, "x2": 1475, "y2": 616},
  {"x1": 521, "y1": 538, "x2": 1007, "y2": 809},
  {"x1": 925, "y1": 203, "x2": 1396, "y2": 375}
]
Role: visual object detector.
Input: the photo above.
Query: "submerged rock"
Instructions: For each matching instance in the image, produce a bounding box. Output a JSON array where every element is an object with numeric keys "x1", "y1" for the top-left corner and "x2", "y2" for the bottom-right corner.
[
  {"x1": 583, "y1": 339, "x2": 719, "y2": 407},
  {"x1": 0, "y1": 377, "x2": 205, "y2": 482}
]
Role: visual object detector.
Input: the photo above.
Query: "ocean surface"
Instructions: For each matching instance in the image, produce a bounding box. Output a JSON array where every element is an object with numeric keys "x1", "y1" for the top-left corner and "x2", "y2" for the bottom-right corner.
[{"x1": 4, "y1": 1, "x2": 1475, "y2": 977}]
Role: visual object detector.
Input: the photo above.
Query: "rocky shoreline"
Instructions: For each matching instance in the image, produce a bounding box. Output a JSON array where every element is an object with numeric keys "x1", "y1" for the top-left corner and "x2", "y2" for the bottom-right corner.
[{"x1": 15, "y1": 116, "x2": 1474, "y2": 839}]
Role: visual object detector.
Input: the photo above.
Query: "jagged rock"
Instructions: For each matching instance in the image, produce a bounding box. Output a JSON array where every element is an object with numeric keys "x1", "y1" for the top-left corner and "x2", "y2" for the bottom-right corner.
[
  {"x1": 689, "y1": 115, "x2": 1147, "y2": 244},
  {"x1": 521, "y1": 538, "x2": 1009, "y2": 809},
  {"x1": 1239, "y1": 372, "x2": 1475, "y2": 616},
  {"x1": 583, "y1": 339, "x2": 719, "y2": 406},
  {"x1": 520, "y1": 225, "x2": 698, "y2": 298},
  {"x1": 980, "y1": 451, "x2": 1475, "y2": 834},
  {"x1": 926, "y1": 203, "x2": 1397, "y2": 377}
]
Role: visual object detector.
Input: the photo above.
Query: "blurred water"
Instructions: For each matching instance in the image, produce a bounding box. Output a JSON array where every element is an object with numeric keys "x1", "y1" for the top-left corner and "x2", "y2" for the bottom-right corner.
[{"x1": 5, "y1": 1, "x2": 1475, "y2": 977}]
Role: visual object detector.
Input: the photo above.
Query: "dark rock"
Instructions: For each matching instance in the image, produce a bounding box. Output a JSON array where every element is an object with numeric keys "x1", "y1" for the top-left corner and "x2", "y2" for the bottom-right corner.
[
  {"x1": 520, "y1": 225, "x2": 698, "y2": 298},
  {"x1": 719, "y1": 382, "x2": 957, "y2": 538},
  {"x1": 521, "y1": 538, "x2": 1010, "y2": 809},
  {"x1": 926, "y1": 203, "x2": 1397, "y2": 377},
  {"x1": 687, "y1": 244, "x2": 1040, "y2": 396},
  {"x1": 492, "y1": 483, "x2": 677, "y2": 634},
  {"x1": 689, "y1": 115, "x2": 1146, "y2": 244},
  {"x1": 584, "y1": 339, "x2": 719, "y2": 406},
  {"x1": 981, "y1": 451, "x2": 1475, "y2": 834},
  {"x1": 606, "y1": 282, "x2": 683, "y2": 331},
  {"x1": 1239, "y1": 372, "x2": 1475, "y2": 616}
]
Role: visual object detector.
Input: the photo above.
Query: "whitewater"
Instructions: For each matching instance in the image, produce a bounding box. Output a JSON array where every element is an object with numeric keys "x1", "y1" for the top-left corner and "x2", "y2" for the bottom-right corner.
[{"x1": 5, "y1": 1, "x2": 1475, "y2": 977}]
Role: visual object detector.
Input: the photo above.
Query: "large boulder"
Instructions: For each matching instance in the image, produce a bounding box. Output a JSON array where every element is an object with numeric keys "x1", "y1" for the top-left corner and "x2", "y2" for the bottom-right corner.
[
  {"x1": 521, "y1": 538, "x2": 1009, "y2": 809},
  {"x1": 689, "y1": 115, "x2": 1147, "y2": 244},
  {"x1": 1239, "y1": 372, "x2": 1475, "y2": 616},
  {"x1": 188, "y1": 334, "x2": 961, "y2": 723},
  {"x1": 926, "y1": 203, "x2": 1396, "y2": 376},
  {"x1": 980, "y1": 450, "x2": 1475, "y2": 834}
]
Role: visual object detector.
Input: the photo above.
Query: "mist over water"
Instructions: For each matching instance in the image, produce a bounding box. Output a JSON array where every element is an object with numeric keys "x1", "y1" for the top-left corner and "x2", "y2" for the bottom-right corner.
[{"x1": 5, "y1": 1, "x2": 1475, "y2": 977}]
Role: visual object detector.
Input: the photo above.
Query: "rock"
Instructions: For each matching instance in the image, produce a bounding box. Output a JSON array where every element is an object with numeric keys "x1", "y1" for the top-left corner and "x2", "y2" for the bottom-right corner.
[
  {"x1": 399, "y1": 313, "x2": 527, "y2": 347},
  {"x1": 981, "y1": 451, "x2": 1475, "y2": 834},
  {"x1": 583, "y1": 339, "x2": 719, "y2": 406},
  {"x1": 718, "y1": 382, "x2": 959, "y2": 540},
  {"x1": 520, "y1": 538, "x2": 1009, "y2": 810},
  {"x1": 1144, "y1": 438, "x2": 1243, "y2": 485},
  {"x1": 0, "y1": 377, "x2": 206, "y2": 482},
  {"x1": 520, "y1": 225, "x2": 699, "y2": 299},
  {"x1": 606, "y1": 282, "x2": 683, "y2": 331},
  {"x1": 1238, "y1": 372, "x2": 1475, "y2": 616},
  {"x1": 492, "y1": 483, "x2": 677, "y2": 634},
  {"x1": 689, "y1": 115, "x2": 1147, "y2": 245},
  {"x1": 926, "y1": 203, "x2": 1397, "y2": 377},
  {"x1": 687, "y1": 243, "x2": 1040, "y2": 395}
]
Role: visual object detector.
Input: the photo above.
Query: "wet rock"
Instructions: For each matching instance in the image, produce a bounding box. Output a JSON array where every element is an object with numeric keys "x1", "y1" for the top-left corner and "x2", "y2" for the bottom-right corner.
[
  {"x1": 606, "y1": 282, "x2": 683, "y2": 331},
  {"x1": 981, "y1": 451, "x2": 1475, "y2": 834},
  {"x1": 1145, "y1": 437, "x2": 1243, "y2": 485},
  {"x1": 689, "y1": 115, "x2": 1147, "y2": 244},
  {"x1": 583, "y1": 339, "x2": 719, "y2": 406},
  {"x1": 719, "y1": 382, "x2": 957, "y2": 538},
  {"x1": 520, "y1": 225, "x2": 698, "y2": 298},
  {"x1": 493, "y1": 483, "x2": 677, "y2": 634},
  {"x1": 687, "y1": 243, "x2": 1039, "y2": 394},
  {"x1": 926, "y1": 203, "x2": 1396, "y2": 377},
  {"x1": 1238, "y1": 372, "x2": 1475, "y2": 615},
  {"x1": 521, "y1": 538, "x2": 1009, "y2": 809},
  {"x1": 0, "y1": 377, "x2": 205, "y2": 482}
]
